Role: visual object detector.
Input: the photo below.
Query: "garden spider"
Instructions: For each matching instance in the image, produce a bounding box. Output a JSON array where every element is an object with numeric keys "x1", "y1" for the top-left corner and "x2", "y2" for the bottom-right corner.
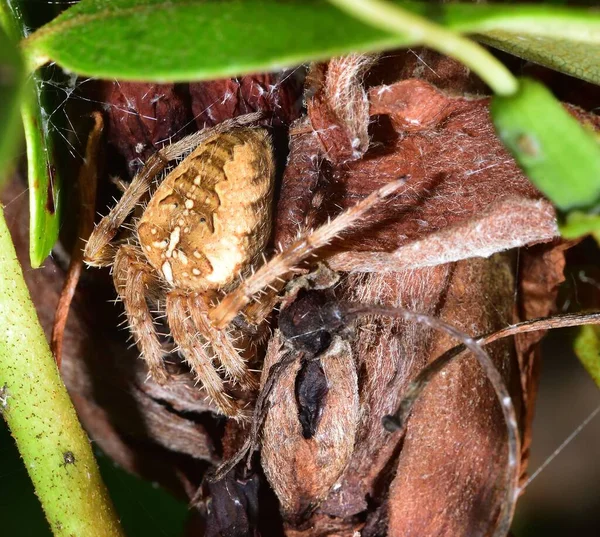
[{"x1": 84, "y1": 114, "x2": 404, "y2": 417}]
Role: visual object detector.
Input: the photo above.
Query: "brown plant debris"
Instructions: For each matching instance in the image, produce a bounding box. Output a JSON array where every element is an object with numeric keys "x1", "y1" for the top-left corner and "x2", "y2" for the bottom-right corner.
[
  {"x1": 306, "y1": 54, "x2": 376, "y2": 164},
  {"x1": 261, "y1": 334, "x2": 359, "y2": 522},
  {"x1": 280, "y1": 78, "x2": 558, "y2": 269},
  {"x1": 97, "y1": 81, "x2": 190, "y2": 173},
  {"x1": 261, "y1": 63, "x2": 596, "y2": 536},
  {"x1": 189, "y1": 72, "x2": 303, "y2": 129},
  {"x1": 51, "y1": 112, "x2": 104, "y2": 367}
]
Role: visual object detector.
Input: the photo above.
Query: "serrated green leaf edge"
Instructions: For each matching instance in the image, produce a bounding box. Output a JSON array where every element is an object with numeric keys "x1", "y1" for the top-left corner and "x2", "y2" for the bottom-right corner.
[
  {"x1": 574, "y1": 325, "x2": 600, "y2": 390},
  {"x1": 491, "y1": 78, "x2": 600, "y2": 213},
  {"x1": 0, "y1": 28, "x2": 24, "y2": 184},
  {"x1": 21, "y1": 1, "x2": 600, "y2": 84}
]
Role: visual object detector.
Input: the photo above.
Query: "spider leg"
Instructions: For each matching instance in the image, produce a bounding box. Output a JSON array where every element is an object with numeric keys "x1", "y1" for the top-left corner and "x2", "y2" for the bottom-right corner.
[
  {"x1": 209, "y1": 177, "x2": 408, "y2": 329},
  {"x1": 188, "y1": 295, "x2": 258, "y2": 391},
  {"x1": 85, "y1": 151, "x2": 169, "y2": 267},
  {"x1": 84, "y1": 112, "x2": 263, "y2": 267},
  {"x1": 166, "y1": 292, "x2": 240, "y2": 417},
  {"x1": 243, "y1": 286, "x2": 282, "y2": 326},
  {"x1": 113, "y1": 245, "x2": 169, "y2": 383}
]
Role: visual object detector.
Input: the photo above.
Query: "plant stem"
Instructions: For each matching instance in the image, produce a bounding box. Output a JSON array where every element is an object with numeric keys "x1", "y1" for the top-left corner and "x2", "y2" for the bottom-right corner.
[
  {"x1": 0, "y1": 207, "x2": 125, "y2": 537},
  {"x1": 328, "y1": 0, "x2": 519, "y2": 96}
]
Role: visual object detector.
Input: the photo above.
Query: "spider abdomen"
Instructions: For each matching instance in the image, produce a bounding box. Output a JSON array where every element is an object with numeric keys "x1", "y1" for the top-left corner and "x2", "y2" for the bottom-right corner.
[{"x1": 137, "y1": 128, "x2": 275, "y2": 291}]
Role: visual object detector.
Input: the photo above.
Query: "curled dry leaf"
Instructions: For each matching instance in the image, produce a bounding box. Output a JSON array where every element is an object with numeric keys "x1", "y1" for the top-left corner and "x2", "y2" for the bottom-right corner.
[
  {"x1": 261, "y1": 61, "x2": 596, "y2": 535},
  {"x1": 261, "y1": 334, "x2": 359, "y2": 522},
  {"x1": 385, "y1": 255, "x2": 519, "y2": 537},
  {"x1": 319, "y1": 266, "x2": 456, "y2": 519},
  {"x1": 513, "y1": 239, "x2": 574, "y2": 479},
  {"x1": 279, "y1": 78, "x2": 559, "y2": 270},
  {"x1": 306, "y1": 54, "x2": 375, "y2": 163}
]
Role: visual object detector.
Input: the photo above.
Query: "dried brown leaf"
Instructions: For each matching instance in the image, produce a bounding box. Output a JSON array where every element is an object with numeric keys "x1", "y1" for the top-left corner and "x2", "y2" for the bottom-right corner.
[
  {"x1": 278, "y1": 79, "x2": 558, "y2": 268},
  {"x1": 97, "y1": 81, "x2": 190, "y2": 173},
  {"x1": 386, "y1": 255, "x2": 519, "y2": 537},
  {"x1": 306, "y1": 55, "x2": 375, "y2": 164},
  {"x1": 189, "y1": 73, "x2": 303, "y2": 129},
  {"x1": 261, "y1": 334, "x2": 359, "y2": 522},
  {"x1": 319, "y1": 266, "x2": 455, "y2": 518},
  {"x1": 514, "y1": 239, "x2": 574, "y2": 479},
  {"x1": 269, "y1": 68, "x2": 591, "y2": 536}
]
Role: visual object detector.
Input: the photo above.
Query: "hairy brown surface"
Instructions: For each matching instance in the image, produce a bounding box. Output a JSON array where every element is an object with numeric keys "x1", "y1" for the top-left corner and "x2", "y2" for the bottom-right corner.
[
  {"x1": 261, "y1": 335, "x2": 359, "y2": 521},
  {"x1": 262, "y1": 56, "x2": 596, "y2": 536},
  {"x1": 278, "y1": 79, "x2": 558, "y2": 266},
  {"x1": 306, "y1": 55, "x2": 375, "y2": 164},
  {"x1": 189, "y1": 72, "x2": 303, "y2": 129},
  {"x1": 386, "y1": 255, "x2": 518, "y2": 536}
]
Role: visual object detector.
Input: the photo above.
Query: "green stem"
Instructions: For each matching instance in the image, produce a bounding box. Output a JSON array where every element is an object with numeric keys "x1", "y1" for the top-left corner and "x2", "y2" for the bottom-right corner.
[
  {"x1": 328, "y1": 0, "x2": 518, "y2": 96},
  {"x1": 0, "y1": 207, "x2": 125, "y2": 537}
]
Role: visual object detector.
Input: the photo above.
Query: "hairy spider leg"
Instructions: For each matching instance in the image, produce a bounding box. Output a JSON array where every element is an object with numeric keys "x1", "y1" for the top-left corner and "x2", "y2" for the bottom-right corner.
[
  {"x1": 84, "y1": 112, "x2": 263, "y2": 267},
  {"x1": 209, "y1": 177, "x2": 408, "y2": 329},
  {"x1": 166, "y1": 293, "x2": 241, "y2": 417},
  {"x1": 188, "y1": 295, "x2": 259, "y2": 391},
  {"x1": 113, "y1": 245, "x2": 169, "y2": 383},
  {"x1": 85, "y1": 153, "x2": 169, "y2": 267}
]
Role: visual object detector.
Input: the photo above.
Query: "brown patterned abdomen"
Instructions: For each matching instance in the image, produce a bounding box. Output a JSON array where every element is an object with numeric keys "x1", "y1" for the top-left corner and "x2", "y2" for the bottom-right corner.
[{"x1": 138, "y1": 129, "x2": 275, "y2": 291}]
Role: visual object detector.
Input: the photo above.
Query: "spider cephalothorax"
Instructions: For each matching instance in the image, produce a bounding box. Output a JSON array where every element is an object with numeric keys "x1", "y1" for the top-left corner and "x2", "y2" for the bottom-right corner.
[{"x1": 84, "y1": 115, "x2": 403, "y2": 417}]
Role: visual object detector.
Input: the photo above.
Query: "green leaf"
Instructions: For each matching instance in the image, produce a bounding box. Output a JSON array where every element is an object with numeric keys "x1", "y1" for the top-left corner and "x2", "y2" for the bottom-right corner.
[
  {"x1": 2, "y1": 0, "x2": 67, "y2": 267},
  {"x1": 21, "y1": 1, "x2": 600, "y2": 84},
  {"x1": 476, "y1": 32, "x2": 599, "y2": 86},
  {"x1": 424, "y1": 2, "x2": 600, "y2": 84},
  {"x1": 490, "y1": 78, "x2": 600, "y2": 213},
  {"x1": 20, "y1": 68, "x2": 64, "y2": 268},
  {"x1": 0, "y1": 27, "x2": 24, "y2": 184},
  {"x1": 574, "y1": 325, "x2": 600, "y2": 390},
  {"x1": 560, "y1": 211, "x2": 600, "y2": 243},
  {"x1": 329, "y1": 0, "x2": 517, "y2": 96}
]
